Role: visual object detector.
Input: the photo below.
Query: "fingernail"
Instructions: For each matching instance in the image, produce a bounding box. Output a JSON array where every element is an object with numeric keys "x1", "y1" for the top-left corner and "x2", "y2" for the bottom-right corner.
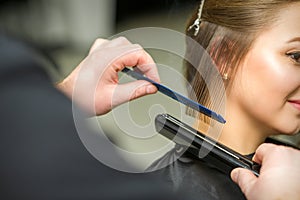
[
  {"x1": 230, "y1": 169, "x2": 238, "y2": 182},
  {"x1": 146, "y1": 85, "x2": 157, "y2": 94}
]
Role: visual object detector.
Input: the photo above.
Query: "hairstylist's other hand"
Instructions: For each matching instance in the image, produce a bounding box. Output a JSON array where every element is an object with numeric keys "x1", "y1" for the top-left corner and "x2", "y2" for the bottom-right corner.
[
  {"x1": 231, "y1": 143, "x2": 300, "y2": 200},
  {"x1": 57, "y1": 37, "x2": 159, "y2": 116}
]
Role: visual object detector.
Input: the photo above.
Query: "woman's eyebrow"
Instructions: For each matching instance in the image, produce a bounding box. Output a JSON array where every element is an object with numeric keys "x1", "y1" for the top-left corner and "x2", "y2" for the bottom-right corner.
[{"x1": 287, "y1": 37, "x2": 300, "y2": 43}]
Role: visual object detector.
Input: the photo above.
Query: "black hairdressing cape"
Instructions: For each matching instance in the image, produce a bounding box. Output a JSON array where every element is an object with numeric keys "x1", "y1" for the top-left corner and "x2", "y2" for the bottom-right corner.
[{"x1": 147, "y1": 144, "x2": 248, "y2": 200}]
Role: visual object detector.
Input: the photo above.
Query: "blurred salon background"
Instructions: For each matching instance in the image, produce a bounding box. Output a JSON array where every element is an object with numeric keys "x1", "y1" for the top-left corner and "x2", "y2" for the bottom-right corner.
[{"x1": 1, "y1": 0, "x2": 299, "y2": 169}]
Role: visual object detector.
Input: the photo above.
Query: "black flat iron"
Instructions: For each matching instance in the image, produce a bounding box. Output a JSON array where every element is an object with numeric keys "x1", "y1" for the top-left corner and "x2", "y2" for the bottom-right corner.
[{"x1": 155, "y1": 113, "x2": 261, "y2": 176}]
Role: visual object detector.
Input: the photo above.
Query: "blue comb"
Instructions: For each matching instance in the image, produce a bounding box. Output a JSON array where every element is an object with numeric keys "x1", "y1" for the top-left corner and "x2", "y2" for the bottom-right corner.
[{"x1": 121, "y1": 67, "x2": 226, "y2": 124}]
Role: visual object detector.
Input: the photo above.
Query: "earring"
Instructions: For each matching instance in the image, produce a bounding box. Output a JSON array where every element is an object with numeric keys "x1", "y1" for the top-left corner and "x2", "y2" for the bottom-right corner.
[{"x1": 222, "y1": 73, "x2": 228, "y2": 80}]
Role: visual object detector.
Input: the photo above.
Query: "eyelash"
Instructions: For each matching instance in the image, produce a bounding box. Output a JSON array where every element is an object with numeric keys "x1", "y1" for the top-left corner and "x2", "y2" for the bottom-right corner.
[{"x1": 286, "y1": 52, "x2": 300, "y2": 64}]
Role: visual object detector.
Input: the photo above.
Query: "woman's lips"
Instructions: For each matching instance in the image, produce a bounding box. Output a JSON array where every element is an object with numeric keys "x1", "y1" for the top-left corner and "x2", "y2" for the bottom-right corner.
[{"x1": 288, "y1": 100, "x2": 300, "y2": 111}]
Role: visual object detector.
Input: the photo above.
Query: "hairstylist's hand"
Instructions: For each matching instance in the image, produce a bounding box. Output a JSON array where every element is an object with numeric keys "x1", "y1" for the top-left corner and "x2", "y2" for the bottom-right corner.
[
  {"x1": 57, "y1": 37, "x2": 159, "y2": 115},
  {"x1": 231, "y1": 143, "x2": 300, "y2": 200}
]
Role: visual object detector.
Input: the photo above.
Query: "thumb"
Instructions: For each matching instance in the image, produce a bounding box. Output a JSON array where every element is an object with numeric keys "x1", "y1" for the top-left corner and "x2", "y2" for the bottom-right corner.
[
  {"x1": 231, "y1": 168, "x2": 257, "y2": 196},
  {"x1": 112, "y1": 80, "x2": 157, "y2": 107}
]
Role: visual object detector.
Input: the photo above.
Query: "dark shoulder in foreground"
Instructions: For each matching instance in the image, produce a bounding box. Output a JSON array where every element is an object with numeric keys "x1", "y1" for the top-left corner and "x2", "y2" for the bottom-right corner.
[{"x1": 0, "y1": 34, "x2": 187, "y2": 200}]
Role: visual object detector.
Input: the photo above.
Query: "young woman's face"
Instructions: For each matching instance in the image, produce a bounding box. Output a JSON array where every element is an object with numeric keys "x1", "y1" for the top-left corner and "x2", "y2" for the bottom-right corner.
[{"x1": 231, "y1": 3, "x2": 300, "y2": 135}]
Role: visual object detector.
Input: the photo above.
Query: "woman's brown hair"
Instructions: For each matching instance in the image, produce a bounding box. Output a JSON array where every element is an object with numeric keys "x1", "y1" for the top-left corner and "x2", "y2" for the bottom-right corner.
[{"x1": 185, "y1": 0, "x2": 300, "y2": 122}]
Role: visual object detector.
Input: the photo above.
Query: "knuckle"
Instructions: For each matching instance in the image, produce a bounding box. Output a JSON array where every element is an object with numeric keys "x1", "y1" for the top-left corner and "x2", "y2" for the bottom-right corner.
[
  {"x1": 133, "y1": 86, "x2": 145, "y2": 99},
  {"x1": 132, "y1": 43, "x2": 143, "y2": 50},
  {"x1": 115, "y1": 36, "x2": 131, "y2": 45},
  {"x1": 94, "y1": 38, "x2": 107, "y2": 45}
]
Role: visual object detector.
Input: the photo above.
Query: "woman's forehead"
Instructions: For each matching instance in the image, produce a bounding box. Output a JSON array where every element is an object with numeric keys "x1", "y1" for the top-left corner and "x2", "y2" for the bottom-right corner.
[
  {"x1": 249, "y1": 2, "x2": 300, "y2": 49},
  {"x1": 267, "y1": 3, "x2": 300, "y2": 41}
]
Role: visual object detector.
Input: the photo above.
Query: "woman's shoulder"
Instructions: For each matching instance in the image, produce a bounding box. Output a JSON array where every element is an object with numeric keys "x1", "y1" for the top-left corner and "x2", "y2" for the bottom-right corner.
[{"x1": 146, "y1": 144, "x2": 246, "y2": 200}]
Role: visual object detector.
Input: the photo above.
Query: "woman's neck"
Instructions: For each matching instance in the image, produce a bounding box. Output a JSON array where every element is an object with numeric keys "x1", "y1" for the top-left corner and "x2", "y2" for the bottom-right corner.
[
  {"x1": 196, "y1": 103, "x2": 270, "y2": 155},
  {"x1": 218, "y1": 116, "x2": 267, "y2": 155}
]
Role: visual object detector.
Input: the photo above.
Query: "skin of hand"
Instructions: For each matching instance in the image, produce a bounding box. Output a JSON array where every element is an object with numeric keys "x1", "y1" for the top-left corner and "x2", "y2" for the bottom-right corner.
[
  {"x1": 57, "y1": 37, "x2": 160, "y2": 116},
  {"x1": 231, "y1": 143, "x2": 300, "y2": 200}
]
